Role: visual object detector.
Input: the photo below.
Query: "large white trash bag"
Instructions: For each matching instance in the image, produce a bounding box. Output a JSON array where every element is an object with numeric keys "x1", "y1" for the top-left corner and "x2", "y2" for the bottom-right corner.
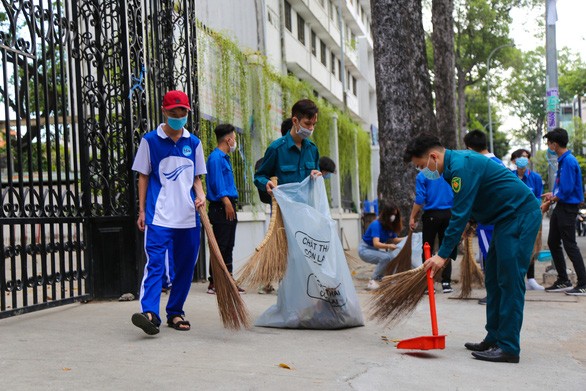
[{"x1": 255, "y1": 176, "x2": 364, "y2": 329}]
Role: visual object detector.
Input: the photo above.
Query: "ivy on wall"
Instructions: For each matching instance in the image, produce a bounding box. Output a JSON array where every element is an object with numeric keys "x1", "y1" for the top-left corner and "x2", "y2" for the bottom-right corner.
[{"x1": 195, "y1": 23, "x2": 372, "y2": 204}]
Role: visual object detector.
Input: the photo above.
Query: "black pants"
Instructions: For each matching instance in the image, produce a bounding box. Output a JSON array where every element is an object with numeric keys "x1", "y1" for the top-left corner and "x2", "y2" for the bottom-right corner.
[
  {"x1": 422, "y1": 209, "x2": 458, "y2": 284},
  {"x1": 208, "y1": 201, "x2": 238, "y2": 284},
  {"x1": 548, "y1": 202, "x2": 586, "y2": 286}
]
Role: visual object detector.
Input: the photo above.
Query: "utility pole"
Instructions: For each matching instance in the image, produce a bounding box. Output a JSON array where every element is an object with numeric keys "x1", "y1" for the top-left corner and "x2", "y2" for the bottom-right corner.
[{"x1": 546, "y1": 0, "x2": 559, "y2": 191}]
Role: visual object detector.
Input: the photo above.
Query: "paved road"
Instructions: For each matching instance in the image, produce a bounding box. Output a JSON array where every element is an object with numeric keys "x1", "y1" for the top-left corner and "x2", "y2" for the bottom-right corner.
[{"x1": 1, "y1": 216, "x2": 585, "y2": 390}]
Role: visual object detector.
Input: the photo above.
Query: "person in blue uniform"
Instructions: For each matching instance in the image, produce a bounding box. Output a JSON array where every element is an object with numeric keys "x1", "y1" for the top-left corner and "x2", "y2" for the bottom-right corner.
[
  {"x1": 542, "y1": 128, "x2": 586, "y2": 295},
  {"x1": 359, "y1": 204, "x2": 406, "y2": 290},
  {"x1": 254, "y1": 99, "x2": 321, "y2": 195},
  {"x1": 131, "y1": 90, "x2": 206, "y2": 335},
  {"x1": 464, "y1": 130, "x2": 506, "y2": 305},
  {"x1": 403, "y1": 134, "x2": 541, "y2": 363},
  {"x1": 205, "y1": 124, "x2": 244, "y2": 294},
  {"x1": 510, "y1": 148, "x2": 544, "y2": 290},
  {"x1": 409, "y1": 171, "x2": 458, "y2": 293}
]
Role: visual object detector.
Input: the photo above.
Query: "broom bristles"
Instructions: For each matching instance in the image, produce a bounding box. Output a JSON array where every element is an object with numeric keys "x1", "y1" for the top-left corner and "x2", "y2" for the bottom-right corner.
[
  {"x1": 236, "y1": 196, "x2": 288, "y2": 287},
  {"x1": 344, "y1": 250, "x2": 362, "y2": 272},
  {"x1": 458, "y1": 228, "x2": 484, "y2": 299},
  {"x1": 198, "y1": 206, "x2": 251, "y2": 330},
  {"x1": 383, "y1": 231, "x2": 413, "y2": 276},
  {"x1": 368, "y1": 265, "x2": 428, "y2": 326},
  {"x1": 531, "y1": 221, "x2": 543, "y2": 264}
]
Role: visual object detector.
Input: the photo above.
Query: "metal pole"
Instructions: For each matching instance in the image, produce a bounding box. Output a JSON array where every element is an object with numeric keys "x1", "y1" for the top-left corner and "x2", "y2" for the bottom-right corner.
[
  {"x1": 337, "y1": 0, "x2": 347, "y2": 109},
  {"x1": 486, "y1": 43, "x2": 514, "y2": 153},
  {"x1": 546, "y1": 0, "x2": 559, "y2": 191}
]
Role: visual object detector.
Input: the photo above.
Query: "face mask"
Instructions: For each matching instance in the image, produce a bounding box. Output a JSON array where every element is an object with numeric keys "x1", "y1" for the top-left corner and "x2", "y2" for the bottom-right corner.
[
  {"x1": 167, "y1": 115, "x2": 188, "y2": 131},
  {"x1": 515, "y1": 157, "x2": 529, "y2": 168},
  {"x1": 420, "y1": 156, "x2": 441, "y2": 180},
  {"x1": 296, "y1": 125, "x2": 313, "y2": 139},
  {"x1": 229, "y1": 140, "x2": 238, "y2": 153},
  {"x1": 547, "y1": 148, "x2": 556, "y2": 155},
  {"x1": 389, "y1": 214, "x2": 396, "y2": 223},
  {"x1": 323, "y1": 172, "x2": 332, "y2": 179}
]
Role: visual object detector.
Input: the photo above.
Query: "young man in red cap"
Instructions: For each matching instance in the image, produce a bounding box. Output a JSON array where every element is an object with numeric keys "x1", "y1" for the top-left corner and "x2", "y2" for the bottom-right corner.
[{"x1": 131, "y1": 90, "x2": 207, "y2": 335}]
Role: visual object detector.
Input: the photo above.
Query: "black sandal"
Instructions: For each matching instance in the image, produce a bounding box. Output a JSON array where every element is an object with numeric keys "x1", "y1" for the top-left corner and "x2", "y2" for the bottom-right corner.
[
  {"x1": 131, "y1": 311, "x2": 161, "y2": 335},
  {"x1": 167, "y1": 315, "x2": 191, "y2": 331}
]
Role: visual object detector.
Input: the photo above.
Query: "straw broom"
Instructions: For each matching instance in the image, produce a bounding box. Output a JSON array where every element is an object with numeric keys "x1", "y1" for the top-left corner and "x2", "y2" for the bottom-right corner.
[
  {"x1": 198, "y1": 205, "x2": 251, "y2": 330},
  {"x1": 383, "y1": 230, "x2": 414, "y2": 276},
  {"x1": 369, "y1": 242, "x2": 446, "y2": 325},
  {"x1": 458, "y1": 225, "x2": 484, "y2": 299},
  {"x1": 236, "y1": 177, "x2": 288, "y2": 288},
  {"x1": 368, "y1": 265, "x2": 428, "y2": 326}
]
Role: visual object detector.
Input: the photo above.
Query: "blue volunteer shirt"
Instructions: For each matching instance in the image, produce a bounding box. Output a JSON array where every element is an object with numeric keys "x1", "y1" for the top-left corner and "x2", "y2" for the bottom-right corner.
[
  {"x1": 132, "y1": 125, "x2": 207, "y2": 229},
  {"x1": 415, "y1": 171, "x2": 453, "y2": 211},
  {"x1": 206, "y1": 148, "x2": 238, "y2": 202},
  {"x1": 513, "y1": 169, "x2": 543, "y2": 199},
  {"x1": 437, "y1": 150, "x2": 539, "y2": 259},
  {"x1": 362, "y1": 220, "x2": 398, "y2": 247},
  {"x1": 553, "y1": 151, "x2": 584, "y2": 204},
  {"x1": 254, "y1": 132, "x2": 319, "y2": 189}
]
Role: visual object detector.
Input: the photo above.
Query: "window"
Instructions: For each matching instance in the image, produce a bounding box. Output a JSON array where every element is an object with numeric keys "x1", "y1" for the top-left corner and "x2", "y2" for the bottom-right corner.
[
  {"x1": 338, "y1": 60, "x2": 342, "y2": 81},
  {"x1": 311, "y1": 30, "x2": 317, "y2": 56},
  {"x1": 285, "y1": 1, "x2": 292, "y2": 32},
  {"x1": 320, "y1": 41, "x2": 327, "y2": 66},
  {"x1": 297, "y1": 15, "x2": 305, "y2": 44},
  {"x1": 330, "y1": 52, "x2": 336, "y2": 75},
  {"x1": 352, "y1": 76, "x2": 357, "y2": 95},
  {"x1": 328, "y1": 1, "x2": 333, "y2": 20}
]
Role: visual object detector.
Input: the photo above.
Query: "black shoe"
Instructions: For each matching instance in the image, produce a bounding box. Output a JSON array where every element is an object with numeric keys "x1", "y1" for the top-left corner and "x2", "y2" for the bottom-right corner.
[
  {"x1": 442, "y1": 282, "x2": 453, "y2": 293},
  {"x1": 471, "y1": 347, "x2": 519, "y2": 363},
  {"x1": 478, "y1": 296, "x2": 487, "y2": 305},
  {"x1": 565, "y1": 285, "x2": 586, "y2": 296},
  {"x1": 544, "y1": 279, "x2": 573, "y2": 292},
  {"x1": 464, "y1": 340, "x2": 497, "y2": 352}
]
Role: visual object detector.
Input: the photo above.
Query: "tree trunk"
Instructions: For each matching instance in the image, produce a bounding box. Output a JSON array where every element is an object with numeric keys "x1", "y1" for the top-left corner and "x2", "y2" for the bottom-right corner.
[
  {"x1": 432, "y1": 0, "x2": 457, "y2": 149},
  {"x1": 371, "y1": 0, "x2": 437, "y2": 224}
]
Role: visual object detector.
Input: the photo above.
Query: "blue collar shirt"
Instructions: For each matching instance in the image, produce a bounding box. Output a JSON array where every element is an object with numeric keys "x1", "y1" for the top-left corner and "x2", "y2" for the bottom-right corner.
[{"x1": 206, "y1": 148, "x2": 239, "y2": 202}]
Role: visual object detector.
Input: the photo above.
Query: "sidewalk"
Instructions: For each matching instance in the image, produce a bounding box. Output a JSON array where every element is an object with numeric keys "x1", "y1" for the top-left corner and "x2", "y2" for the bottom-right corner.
[{"x1": 1, "y1": 218, "x2": 586, "y2": 390}]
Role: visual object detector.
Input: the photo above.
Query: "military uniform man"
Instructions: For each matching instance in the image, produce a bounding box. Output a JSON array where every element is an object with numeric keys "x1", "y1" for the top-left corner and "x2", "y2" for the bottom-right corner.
[{"x1": 403, "y1": 134, "x2": 541, "y2": 364}]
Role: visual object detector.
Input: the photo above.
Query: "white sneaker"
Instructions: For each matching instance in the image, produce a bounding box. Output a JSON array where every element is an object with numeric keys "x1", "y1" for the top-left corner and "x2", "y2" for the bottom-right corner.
[
  {"x1": 526, "y1": 278, "x2": 545, "y2": 291},
  {"x1": 366, "y1": 279, "x2": 380, "y2": 290}
]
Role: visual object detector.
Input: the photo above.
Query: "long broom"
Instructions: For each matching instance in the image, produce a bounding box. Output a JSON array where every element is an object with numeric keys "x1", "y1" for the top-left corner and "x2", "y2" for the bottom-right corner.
[
  {"x1": 383, "y1": 230, "x2": 414, "y2": 276},
  {"x1": 458, "y1": 225, "x2": 484, "y2": 299},
  {"x1": 368, "y1": 265, "x2": 428, "y2": 326},
  {"x1": 198, "y1": 205, "x2": 251, "y2": 330},
  {"x1": 236, "y1": 177, "x2": 288, "y2": 288}
]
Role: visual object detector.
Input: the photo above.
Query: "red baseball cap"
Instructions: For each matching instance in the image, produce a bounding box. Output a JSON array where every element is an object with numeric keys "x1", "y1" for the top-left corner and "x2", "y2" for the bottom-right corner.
[{"x1": 162, "y1": 90, "x2": 191, "y2": 110}]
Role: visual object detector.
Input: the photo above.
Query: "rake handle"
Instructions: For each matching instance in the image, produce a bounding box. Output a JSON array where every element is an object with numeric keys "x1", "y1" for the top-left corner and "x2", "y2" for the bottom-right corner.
[{"x1": 424, "y1": 242, "x2": 439, "y2": 336}]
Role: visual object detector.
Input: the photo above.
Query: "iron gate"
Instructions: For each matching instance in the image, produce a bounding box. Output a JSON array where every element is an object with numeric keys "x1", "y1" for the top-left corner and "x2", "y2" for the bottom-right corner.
[{"x1": 0, "y1": 0, "x2": 199, "y2": 318}]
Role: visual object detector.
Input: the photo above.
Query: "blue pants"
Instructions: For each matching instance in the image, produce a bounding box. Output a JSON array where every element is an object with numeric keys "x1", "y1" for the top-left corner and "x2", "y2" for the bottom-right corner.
[
  {"x1": 358, "y1": 242, "x2": 399, "y2": 280},
  {"x1": 140, "y1": 224, "x2": 200, "y2": 323},
  {"x1": 484, "y1": 209, "x2": 541, "y2": 356}
]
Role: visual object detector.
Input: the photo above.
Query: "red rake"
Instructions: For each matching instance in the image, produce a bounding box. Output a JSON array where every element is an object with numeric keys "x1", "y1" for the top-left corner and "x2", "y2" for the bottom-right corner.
[{"x1": 396, "y1": 242, "x2": 446, "y2": 350}]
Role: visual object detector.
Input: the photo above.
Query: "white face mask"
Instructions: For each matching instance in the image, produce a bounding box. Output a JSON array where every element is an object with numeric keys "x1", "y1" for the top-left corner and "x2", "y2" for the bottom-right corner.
[
  {"x1": 229, "y1": 140, "x2": 237, "y2": 153},
  {"x1": 296, "y1": 125, "x2": 313, "y2": 139},
  {"x1": 390, "y1": 215, "x2": 396, "y2": 222}
]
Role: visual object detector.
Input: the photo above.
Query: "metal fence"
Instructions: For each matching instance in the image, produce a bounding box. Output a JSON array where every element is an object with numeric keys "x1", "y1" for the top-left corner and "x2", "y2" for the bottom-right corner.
[{"x1": 0, "y1": 0, "x2": 200, "y2": 318}]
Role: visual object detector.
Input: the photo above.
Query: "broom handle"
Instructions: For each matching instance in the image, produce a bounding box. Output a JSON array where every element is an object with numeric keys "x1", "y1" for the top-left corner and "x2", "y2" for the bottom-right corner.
[{"x1": 424, "y1": 242, "x2": 439, "y2": 336}]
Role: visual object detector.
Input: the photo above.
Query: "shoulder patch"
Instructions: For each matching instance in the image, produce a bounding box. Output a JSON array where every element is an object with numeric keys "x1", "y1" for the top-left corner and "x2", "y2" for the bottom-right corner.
[{"x1": 451, "y1": 177, "x2": 462, "y2": 193}]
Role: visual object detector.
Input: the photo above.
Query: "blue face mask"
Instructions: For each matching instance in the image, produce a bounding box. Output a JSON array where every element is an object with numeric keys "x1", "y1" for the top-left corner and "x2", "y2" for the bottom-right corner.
[
  {"x1": 323, "y1": 172, "x2": 332, "y2": 179},
  {"x1": 547, "y1": 148, "x2": 556, "y2": 155},
  {"x1": 515, "y1": 157, "x2": 529, "y2": 169},
  {"x1": 167, "y1": 115, "x2": 188, "y2": 131},
  {"x1": 419, "y1": 156, "x2": 441, "y2": 180}
]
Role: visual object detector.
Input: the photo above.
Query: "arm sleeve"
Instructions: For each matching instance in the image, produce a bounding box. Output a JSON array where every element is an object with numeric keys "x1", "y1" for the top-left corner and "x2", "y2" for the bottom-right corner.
[
  {"x1": 414, "y1": 174, "x2": 426, "y2": 206},
  {"x1": 131, "y1": 138, "x2": 151, "y2": 175},
  {"x1": 437, "y1": 171, "x2": 482, "y2": 259},
  {"x1": 194, "y1": 143, "x2": 207, "y2": 176},
  {"x1": 254, "y1": 146, "x2": 277, "y2": 191},
  {"x1": 206, "y1": 156, "x2": 228, "y2": 199},
  {"x1": 534, "y1": 173, "x2": 543, "y2": 198}
]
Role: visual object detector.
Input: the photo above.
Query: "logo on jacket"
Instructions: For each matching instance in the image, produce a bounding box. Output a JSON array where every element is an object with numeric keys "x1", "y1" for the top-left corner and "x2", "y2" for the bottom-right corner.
[
  {"x1": 451, "y1": 177, "x2": 462, "y2": 193},
  {"x1": 163, "y1": 164, "x2": 191, "y2": 181},
  {"x1": 182, "y1": 145, "x2": 192, "y2": 156}
]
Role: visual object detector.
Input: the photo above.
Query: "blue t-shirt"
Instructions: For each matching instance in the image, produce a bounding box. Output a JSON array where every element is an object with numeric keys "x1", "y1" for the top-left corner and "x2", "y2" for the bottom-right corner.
[
  {"x1": 206, "y1": 148, "x2": 239, "y2": 202},
  {"x1": 362, "y1": 220, "x2": 398, "y2": 247},
  {"x1": 513, "y1": 169, "x2": 543, "y2": 199},
  {"x1": 553, "y1": 151, "x2": 584, "y2": 204},
  {"x1": 415, "y1": 171, "x2": 453, "y2": 211}
]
